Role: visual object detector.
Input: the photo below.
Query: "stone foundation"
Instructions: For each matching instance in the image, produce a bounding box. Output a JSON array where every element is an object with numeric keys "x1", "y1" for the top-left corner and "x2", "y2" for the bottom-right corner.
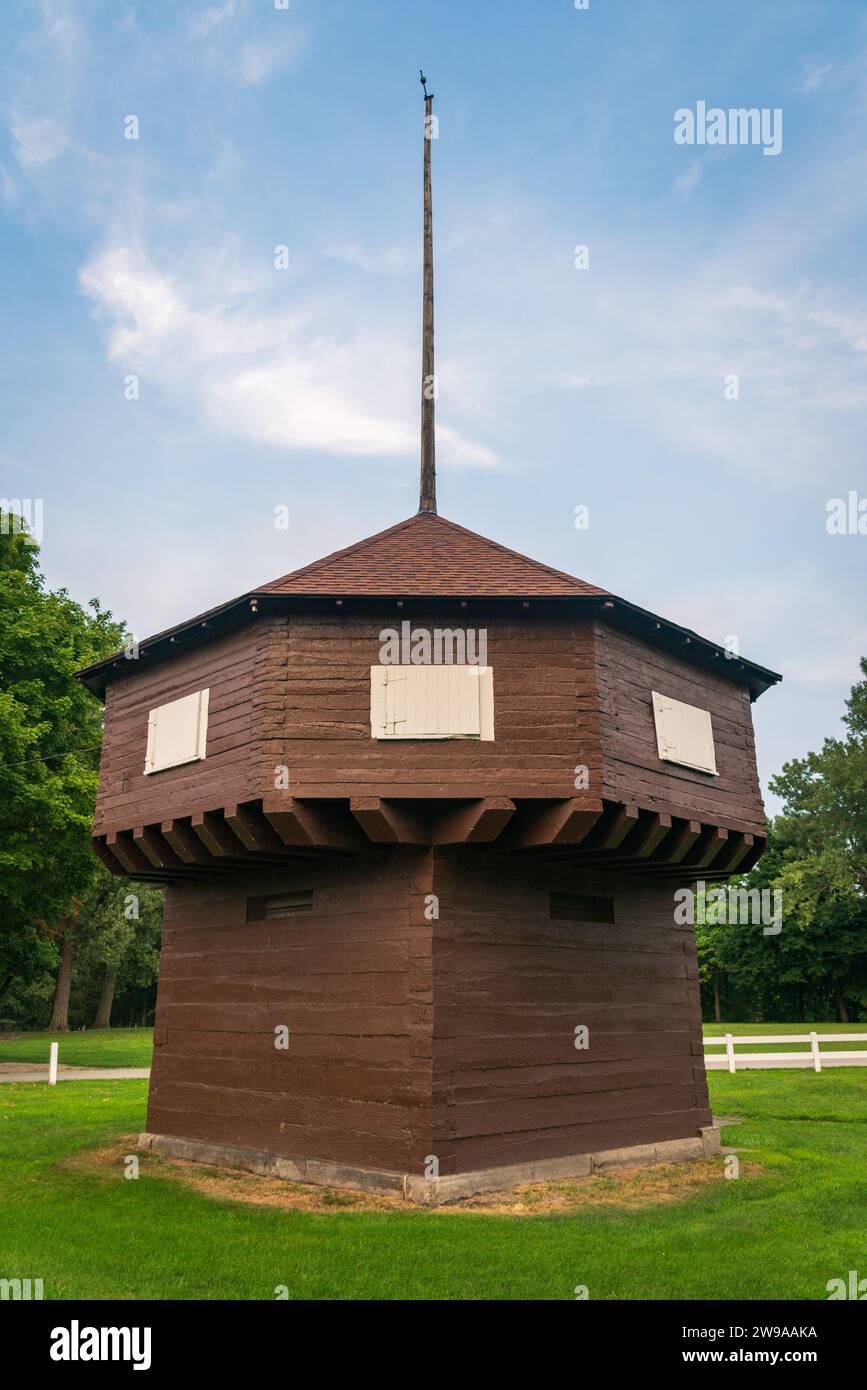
[{"x1": 140, "y1": 1125, "x2": 721, "y2": 1207}]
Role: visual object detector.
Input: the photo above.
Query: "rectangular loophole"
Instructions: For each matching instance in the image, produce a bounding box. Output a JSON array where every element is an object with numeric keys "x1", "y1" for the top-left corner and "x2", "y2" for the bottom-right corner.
[
  {"x1": 247, "y1": 890, "x2": 314, "y2": 922},
  {"x1": 550, "y1": 891, "x2": 615, "y2": 924}
]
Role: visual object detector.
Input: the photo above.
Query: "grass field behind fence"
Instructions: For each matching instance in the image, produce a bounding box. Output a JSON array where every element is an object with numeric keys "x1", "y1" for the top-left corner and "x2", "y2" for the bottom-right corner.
[
  {"x1": 702, "y1": 1021, "x2": 867, "y2": 1054},
  {"x1": 0, "y1": 1028, "x2": 154, "y2": 1069},
  {"x1": 0, "y1": 1064, "x2": 864, "y2": 1300}
]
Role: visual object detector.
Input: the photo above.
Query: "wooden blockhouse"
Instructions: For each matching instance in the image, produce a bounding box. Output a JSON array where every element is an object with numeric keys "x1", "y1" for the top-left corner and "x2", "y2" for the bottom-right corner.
[{"x1": 78, "y1": 85, "x2": 780, "y2": 1201}]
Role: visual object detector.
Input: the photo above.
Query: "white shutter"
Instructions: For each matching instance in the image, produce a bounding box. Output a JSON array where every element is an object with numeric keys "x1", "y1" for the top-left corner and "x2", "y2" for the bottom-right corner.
[
  {"x1": 370, "y1": 665, "x2": 389, "y2": 738},
  {"x1": 370, "y1": 666, "x2": 494, "y2": 740},
  {"x1": 652, "y1": 691, "x2": 717, "y2": 775},
  {"x1": 145, "y1": 689, "x2": 210, "y2": 774}
]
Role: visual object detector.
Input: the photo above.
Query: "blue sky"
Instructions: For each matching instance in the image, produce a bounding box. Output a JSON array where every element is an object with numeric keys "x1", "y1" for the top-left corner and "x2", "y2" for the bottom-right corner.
[{"x1": 2, "y1": 0, "x2": 866, "y2": 810}]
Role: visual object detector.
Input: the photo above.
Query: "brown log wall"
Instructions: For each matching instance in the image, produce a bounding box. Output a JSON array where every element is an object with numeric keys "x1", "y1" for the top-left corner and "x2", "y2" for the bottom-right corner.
[
  {"x1": 257, "y1": 610, "x2": 600, "y2": 799},
  {"x1": 95, "y1": 609, "x2": 605, "y2": 832},
  {"x1": 146, "y1": 849, "x2": 711, "y2": 1177},
  {"x1": 431, "y1": 852, "x2": 711, "y2": 1173},
  {"x1": 94, "y1": 609, "x2": 764, "y2": 839},
  {"x1": 146, "y1": 850, "x2": 435, "y2": 1172},
  {"x1": 94, "y1": 624, "x2": 264, "y2": 836},
  {"x1": 594, "y1": 622, "x2": 766, "y2": 833}
]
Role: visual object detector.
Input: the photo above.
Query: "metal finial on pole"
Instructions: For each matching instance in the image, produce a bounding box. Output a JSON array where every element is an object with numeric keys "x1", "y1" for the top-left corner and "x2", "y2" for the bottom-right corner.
[{"x1": 418, "y1": 71, "x2": 437, "y2": 515}]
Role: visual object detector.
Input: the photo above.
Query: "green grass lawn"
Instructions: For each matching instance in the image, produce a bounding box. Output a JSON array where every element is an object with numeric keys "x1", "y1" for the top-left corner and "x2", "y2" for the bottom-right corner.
[
  {"x1": 0, "y1": 1067, "x2": 864, "y2": 1300},
  {"x1": 0, "y1": 1028, "x2": 153, "y2": 1069},
  {"x1": 702, "y1": 1020, "x2": 867, "y2": 1054}
]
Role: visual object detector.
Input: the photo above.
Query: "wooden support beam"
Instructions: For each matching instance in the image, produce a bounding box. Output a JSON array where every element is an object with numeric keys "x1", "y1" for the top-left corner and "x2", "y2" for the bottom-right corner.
[
  {"x1": 132, "y1": 826, "x2": 185, "y2": 872},
  {"x1": 350, "y1": 797, "x2": 430, "y2": 845},
  {"x1": 224, "y1": 803, "x2": 288, "y2": 855},
  {"x1": 505, "y1": 799, "x2": 603, "y2": 849},
  {"x1": 580, "y1": 804, "x2": 640, "y2": 851},
  {"x1": 736, "y1": 835, "x2": 766, "y2": 874},
  {"x1": 161, "y1": 820, "x2": 220, "y2": 867},
  {"x1": 659, "y1": 819, "x2": 702, "y2": 864},
  {"x1": 626, "y1": 812, "x2": 673, "y2": 860},
  {"x1": 713, "y1": 832, "x2": 755, "y2": 875},
  {"x1": 106, "y1": 830, "x2": 152, "y2": 875},
  {"x1": 433, "y1": 798, "x2": 516, "y2": 845},
  {"x1": 190, "y1": 810, "x2": 250, "y2": 859},
  {"x1": 92, "y1": 837, "x2": 127, "y2": 877},
  {"x1": 262, "y1": 797, "x2": 366, "y2": 852},
  {"x1": 682, "y1": 825, "x2": 729, "y2": 870},
  {"x1": 638, "y1": 822, "x2": 706, "y2": 875}
]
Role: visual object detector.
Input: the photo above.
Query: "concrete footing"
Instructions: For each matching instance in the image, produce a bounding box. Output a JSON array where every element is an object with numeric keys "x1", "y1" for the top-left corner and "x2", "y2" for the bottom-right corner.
[{"x1": 139, "y1": 1125, "x2": 721, "y2": 1206}]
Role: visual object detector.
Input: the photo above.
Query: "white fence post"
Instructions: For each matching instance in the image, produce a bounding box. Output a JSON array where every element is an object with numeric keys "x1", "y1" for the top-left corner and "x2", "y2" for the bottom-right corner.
[
  {"x1": 809, "y1": 1031, "x2": 822, "y2": 1073},
  {"x1": 725, "y1": 1032, "x2": 736, "y2": 1074},
  {"x1": 48, "y1": 1041, "x2": 58, "y2": 1086}
]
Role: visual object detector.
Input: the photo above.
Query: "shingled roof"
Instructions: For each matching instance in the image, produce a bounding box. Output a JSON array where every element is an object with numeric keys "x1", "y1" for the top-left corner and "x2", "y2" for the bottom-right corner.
[
  {"x1": 77, "y1": 510, "x2": 781, "y2": 700},
  {"x1": 255, "y1": 512, "x2": 609, "y2": 599}
]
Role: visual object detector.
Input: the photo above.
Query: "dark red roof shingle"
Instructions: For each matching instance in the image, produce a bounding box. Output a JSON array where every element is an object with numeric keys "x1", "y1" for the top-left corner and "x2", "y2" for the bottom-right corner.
[{"x1": 255, "y1": 512, "x2": 609, "y2": 598}]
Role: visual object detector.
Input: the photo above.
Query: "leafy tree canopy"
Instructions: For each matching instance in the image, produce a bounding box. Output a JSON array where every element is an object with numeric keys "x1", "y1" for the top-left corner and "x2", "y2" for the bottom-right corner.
[{"x1": 0, "y1": 515, "x2": 126, "y2": 993}]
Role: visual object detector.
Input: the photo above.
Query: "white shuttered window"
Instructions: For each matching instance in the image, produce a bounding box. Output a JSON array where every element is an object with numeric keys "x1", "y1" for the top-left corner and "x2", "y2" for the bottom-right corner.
[
  {"x1": 144, "y1": 689, "x2": 210, "y2": 774},
  {"x1": 652, "y1": 690, "x2": 717, "y2": 775},
  {"x1": 371, "y1": 666, "x2": 494, "y2": 740}
]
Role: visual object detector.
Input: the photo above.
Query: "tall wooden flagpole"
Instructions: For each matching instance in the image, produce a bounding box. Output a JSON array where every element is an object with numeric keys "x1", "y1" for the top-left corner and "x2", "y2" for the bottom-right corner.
[{"x1": 418, "y1": 71, "x2": 437, "y2": 515}]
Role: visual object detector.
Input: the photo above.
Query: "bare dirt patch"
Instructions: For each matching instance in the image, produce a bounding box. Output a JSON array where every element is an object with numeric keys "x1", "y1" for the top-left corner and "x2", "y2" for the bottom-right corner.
[{"x1": 62, "y1": 1139, "x2": 761, "y2": 1216}]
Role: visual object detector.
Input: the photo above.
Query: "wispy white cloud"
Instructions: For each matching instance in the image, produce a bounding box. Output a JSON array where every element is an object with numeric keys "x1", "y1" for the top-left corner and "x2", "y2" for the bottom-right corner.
[
  {"x1": 673, "y1": 159, "x2": 704, "y2": 195},
  {"x1": 236, "y1": 35, "x2": 301, "y2": 87},
  {"x1": 189, "y1": 1, "x2": 241, "y2": 40},
  {"x1": 7, "y1": 0, "x2": 87, "y2": 174},
  {"x1": 187, "y1": 0, "x2": 303, "y2": 86},
  {"x1": 800, "y1": 59, "x2": 833, "y2": 95},
  {"x1": 10, "y1": 113, "x2": 69, "y2": 169},
  {"x1": 329, "y1": 241, "x2": 417, "y2": 274},
  {"x1": 79, "y1": 242, "x2": 499, "y2": 468}
]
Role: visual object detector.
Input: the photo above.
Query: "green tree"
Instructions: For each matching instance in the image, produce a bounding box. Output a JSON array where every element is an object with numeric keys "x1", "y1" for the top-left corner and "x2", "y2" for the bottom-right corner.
[
  {"x1": 766, "y1": 657, "x2": 867, "y2": 1020},
  {"x1": 769, "y1": 657, "x2": 867, "y2": 888},
  {"x1": 0, "y1": 513, "x2": 126, "y2": 1019},
  {"x1": 701, "y1": 660, "x2": 867, "y2": 1023},
  {"x1": 73, "y1": 870, "x2": 163, "y2": 1029},
  {"x1": 695, "y1": 917, "x2": 727, "y2": 1022}
]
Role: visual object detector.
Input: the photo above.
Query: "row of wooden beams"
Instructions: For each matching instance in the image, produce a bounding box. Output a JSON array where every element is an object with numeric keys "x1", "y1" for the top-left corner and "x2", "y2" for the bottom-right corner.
[
  {"x1": 94, "y1": 796, "x2": 766, "y2": 878},
  {"x1": 540, "y1": 808, "x2": 759, "y2": 880},
  {"x1": 96, "y1": 805, "x2": 325, "y2": 881},
  {"x1": 502, "y1": 799, "x2": 603, "y2": 850}
]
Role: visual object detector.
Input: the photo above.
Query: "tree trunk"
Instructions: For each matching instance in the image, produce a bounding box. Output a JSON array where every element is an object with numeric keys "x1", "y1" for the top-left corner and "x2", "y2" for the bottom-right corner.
[
  {"x1": 713, "y1": 972, "x2": 722, "y2": 1024},
  {"x1": 48, "y1": 928, "x2": 74, "y2": 1032},
  {"x1": 92, "y1": 964, "x2": 117, "y2": 1030},
  {"x1": 834, "y1": 978, "x2": 849, "y2": 1024}
]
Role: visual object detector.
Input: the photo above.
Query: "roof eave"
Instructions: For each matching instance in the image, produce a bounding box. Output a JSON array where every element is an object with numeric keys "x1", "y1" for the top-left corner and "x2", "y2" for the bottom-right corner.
[
  {"x1": 595, "y1": 595, "x2": 781, "y2": 699},
  {"x1": 76, "y1": 589, "x2": 781, "y2": 702}
]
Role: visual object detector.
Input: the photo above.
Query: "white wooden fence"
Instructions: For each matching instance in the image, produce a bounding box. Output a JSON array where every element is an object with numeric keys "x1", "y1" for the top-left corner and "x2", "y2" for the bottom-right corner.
[{"x1": 704, "y1": 1032, "x2": 867, "y2": 1072}]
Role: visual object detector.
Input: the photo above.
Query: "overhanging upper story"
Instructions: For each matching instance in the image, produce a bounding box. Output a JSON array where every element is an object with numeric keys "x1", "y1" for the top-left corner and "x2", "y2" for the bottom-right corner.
[{"x1": 78, "y1": 512, "x2": 781, "y2": 884}]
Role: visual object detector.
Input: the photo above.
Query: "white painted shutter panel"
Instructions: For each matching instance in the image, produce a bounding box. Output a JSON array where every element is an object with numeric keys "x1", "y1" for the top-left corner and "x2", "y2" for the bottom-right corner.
[
  {"x1": 370, "y1": 666, "x2": 494, "y2": 740},
  {"x1": 370, "y1": 665, "x2": 389, "y2": 738},
  {"x1": 385, "y1": 666, "x2": 410, "y2": 737},
  {"x1": 413, "y1": 665, "x2": 480, "y2": 737},
  {"x1": 652, "y1": 691, "x2": 717, "y2": 775},
  {"x1": 145, "y1": 689, "x2": 209, "y2": 774}
]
